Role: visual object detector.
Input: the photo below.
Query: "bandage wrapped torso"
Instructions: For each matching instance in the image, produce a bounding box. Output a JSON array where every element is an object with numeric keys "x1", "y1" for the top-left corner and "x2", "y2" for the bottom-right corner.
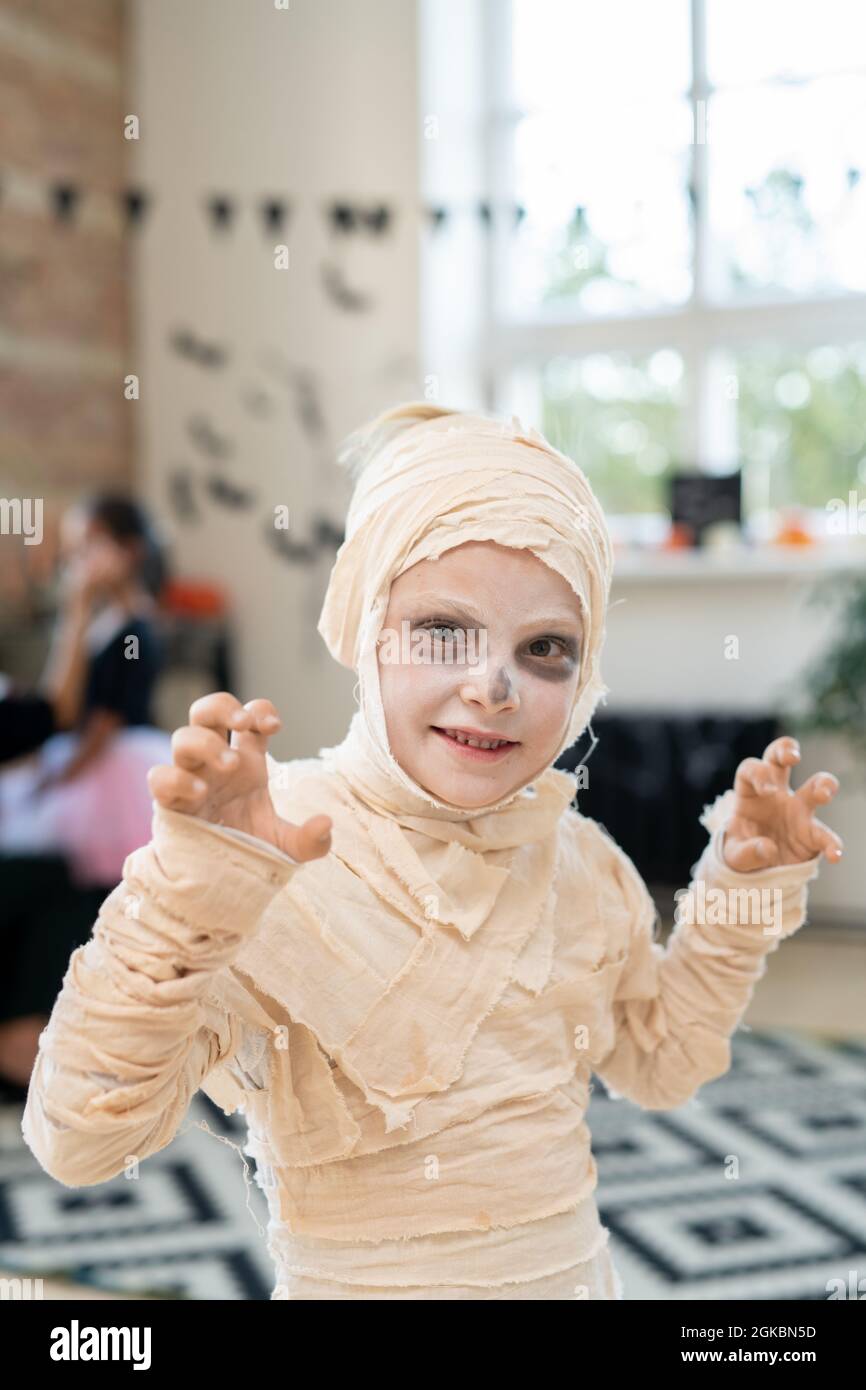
[{"x1": 21, "y1": 767, "x2": 819, "y2": 1298}]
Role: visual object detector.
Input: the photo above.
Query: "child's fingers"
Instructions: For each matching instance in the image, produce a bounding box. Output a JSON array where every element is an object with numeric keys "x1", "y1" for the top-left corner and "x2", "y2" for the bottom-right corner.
[
  {"x1": 147, "y1": 763, "x2": 208, "y2": 813},
  {"x1": 276, "y1": 814, "x2": 332, "y2": 863},
  {"x1": 723, "y1": 833, "x2": 780, "y2": 872},
  {"x1": 734, "y1": 756, "x2": 777, "y2": 798},
  {"x1": 803, "y1": 816, "x2": 844, "y2": 863},
  {"x1": 188, "y1": 691, "x2": 253, "y2": 741},
  {"x1": 794, "y1": 771, "x2": 840, "y2": 812},
  {"x1": 761, "y1": 735, "x2": 799, "y2": 785},
  {"x1": 171, "y1": 725, "x2": 239, "y2": 776},
  {"x1": 229, "y1": 697, "x2": 282, "y2": 754}
]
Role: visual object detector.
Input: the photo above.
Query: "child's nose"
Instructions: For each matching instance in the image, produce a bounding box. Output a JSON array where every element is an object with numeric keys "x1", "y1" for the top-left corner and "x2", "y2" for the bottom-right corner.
[{"x1": 459, "y1": 665, "x2": 520, "y2": 712}]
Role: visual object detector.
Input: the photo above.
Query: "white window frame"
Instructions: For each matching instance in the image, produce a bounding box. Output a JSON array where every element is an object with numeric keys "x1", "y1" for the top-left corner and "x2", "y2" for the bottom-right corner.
[{"x1": 477, "y1": 0, "x2": 866, "y2": 488}]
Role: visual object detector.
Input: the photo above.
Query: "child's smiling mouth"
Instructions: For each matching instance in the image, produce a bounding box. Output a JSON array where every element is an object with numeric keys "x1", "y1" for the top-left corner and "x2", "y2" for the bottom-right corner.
[{"x1": 430, "y1": 726, "x2": 520, "y2": 760}]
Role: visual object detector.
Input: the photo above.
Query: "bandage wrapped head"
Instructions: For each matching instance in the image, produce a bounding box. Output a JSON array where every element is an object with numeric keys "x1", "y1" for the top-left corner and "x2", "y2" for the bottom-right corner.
[{"x1": 317, "y1": 402, "x2": 614, "y2": 817}]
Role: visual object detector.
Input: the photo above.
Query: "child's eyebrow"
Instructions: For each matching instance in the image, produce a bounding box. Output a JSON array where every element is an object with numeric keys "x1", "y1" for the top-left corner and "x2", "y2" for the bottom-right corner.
[
  {"x1": 404, "y1": 595, "x2": 485, "y2": 623},
  {"x1": 404, "y1": 594, "x2": 582, "y2": 632}
]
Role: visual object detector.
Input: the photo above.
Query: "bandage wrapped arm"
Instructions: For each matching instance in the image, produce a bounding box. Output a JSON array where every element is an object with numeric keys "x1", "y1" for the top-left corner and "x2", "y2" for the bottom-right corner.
[
  {"x1": 592, "y1": 792, "x2": 821, "y2": 1111},
  {"x1": 21, "y1": 805, "x2": 297, "y2": 1187}
]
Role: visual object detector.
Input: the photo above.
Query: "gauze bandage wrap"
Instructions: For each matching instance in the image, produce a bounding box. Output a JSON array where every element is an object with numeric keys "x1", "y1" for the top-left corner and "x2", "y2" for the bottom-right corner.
[
  {"x1": 20, "y1": 401, "x2": 821, "y2": 1289},
  {"x1": 223, "y1": 404, "x2": 616, "y2": 1139},
  {"x1": 316, "y1": 404, "x2": 615, "y2": 820}
]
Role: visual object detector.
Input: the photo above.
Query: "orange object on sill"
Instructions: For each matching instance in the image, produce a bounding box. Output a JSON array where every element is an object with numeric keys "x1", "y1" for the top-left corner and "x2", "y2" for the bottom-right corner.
[
  {"x1": 661, "y1": 522, "x2": 695, "y2": 550},
  {"x1": 159, "y1": 579, "x2": 228, "y2": 616},
  {"x1": 773, "y1": 509, "x2": 815, "y2": 546}
]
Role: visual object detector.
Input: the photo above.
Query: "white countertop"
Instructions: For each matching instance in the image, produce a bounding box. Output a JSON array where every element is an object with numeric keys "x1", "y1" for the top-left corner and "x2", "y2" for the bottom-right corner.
[{"x1": 611, "y1": 543, "x2": 866, "y2": 583}]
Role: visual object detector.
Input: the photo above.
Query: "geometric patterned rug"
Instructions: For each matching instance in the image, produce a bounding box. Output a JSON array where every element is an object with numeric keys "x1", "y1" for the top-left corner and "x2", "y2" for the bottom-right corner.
[
  {"x1": 593, "y1": 1028, "x2": 866, "y2": 1301},
  {"x1": 0, "y1": 1095, "x2": 275, "y2": 1299},
  {"x1": 1, "y1": 1028, "x2": 864, "y2": 1300}
]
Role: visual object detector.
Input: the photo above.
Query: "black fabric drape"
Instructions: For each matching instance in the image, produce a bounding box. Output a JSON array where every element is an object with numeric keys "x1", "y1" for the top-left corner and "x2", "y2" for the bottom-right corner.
[{"x1": 555, "y1": 711, "x2": 780, "y2": 888}]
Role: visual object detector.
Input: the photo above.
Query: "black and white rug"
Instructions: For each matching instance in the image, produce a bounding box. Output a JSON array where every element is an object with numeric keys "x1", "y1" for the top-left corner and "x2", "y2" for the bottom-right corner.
[
  {"x1": 592, "y1": 1029, "x2": 866, "y2": 1300},
  {"x1": 1, "y1": 1028, "x2": 864, "y2": 1300},
  {"x1": 0, "y1": 1095, "x2": 275, "y2": 1299}
]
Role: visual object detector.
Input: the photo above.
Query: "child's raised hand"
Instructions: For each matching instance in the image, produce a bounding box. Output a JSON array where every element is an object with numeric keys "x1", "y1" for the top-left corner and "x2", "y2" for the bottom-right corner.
[
  {"x1": 147, "y1": 691, "x2": 332, "y2": 862},
  {"x1": 721, "y1": 735, "x2": 843, "y2": 872}
]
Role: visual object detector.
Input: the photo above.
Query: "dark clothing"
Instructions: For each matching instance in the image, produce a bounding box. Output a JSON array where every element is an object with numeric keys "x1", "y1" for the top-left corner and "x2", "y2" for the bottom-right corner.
[
  {"x1": 81, "y1": 616, "x2": 164, "y2": 727},
  {"x1": 0, "y1": 853, "x2": 109, "y2": 1023},
  {"x1": 556, "y1": 710, "x2": 781, "y2": 888},
  {"x1": 0, "y1": 612, "x2": 165, "y2": 1028},
  {"x1": 0, "y1": 693, "x2": 56, "y2": 765}
]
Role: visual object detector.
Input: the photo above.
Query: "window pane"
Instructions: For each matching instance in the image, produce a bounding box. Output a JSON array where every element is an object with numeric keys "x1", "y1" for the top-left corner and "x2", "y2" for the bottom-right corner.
[
  {"x1": 707, "y1": 0, "x2": 866, "y2": 87},
  {"x1": 707, "y1": 77, "x2": 866, "y2": 298},
  {"x1": 514, "y1": 0, "x2": 690, "y2": 106},
  {"x1": 530, "y1": 350, "x2": 686, "y2": 514},
  {"x1": 507, "y1": 0, "x2": 692, "y2": 317},
  {"x1": 511, "y1": 104, "x2": 693, "y2": 315},
  {"x1": 729, "y1": 342, "x2": 866, "y2": 514}
]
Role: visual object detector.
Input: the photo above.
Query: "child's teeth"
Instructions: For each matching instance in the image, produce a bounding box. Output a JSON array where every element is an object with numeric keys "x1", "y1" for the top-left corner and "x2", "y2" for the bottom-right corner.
[{"x1": 445, "y1": 729, "x2": 507, "y2": 749}]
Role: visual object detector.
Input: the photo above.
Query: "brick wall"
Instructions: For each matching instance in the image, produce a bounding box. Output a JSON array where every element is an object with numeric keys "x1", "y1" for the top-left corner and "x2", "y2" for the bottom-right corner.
[{"x1": 0, "y1": 0, "x2": 130, "y2": 623}]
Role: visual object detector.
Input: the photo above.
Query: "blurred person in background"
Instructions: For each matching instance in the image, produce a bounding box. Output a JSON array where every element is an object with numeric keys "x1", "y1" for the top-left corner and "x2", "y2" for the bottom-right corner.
[
  {"x1": 0, "y1": 494, "x2": 172, "y2": 1093},
  {"x1": 0, "y1": 509, "x2": 135, "y2": 763}
]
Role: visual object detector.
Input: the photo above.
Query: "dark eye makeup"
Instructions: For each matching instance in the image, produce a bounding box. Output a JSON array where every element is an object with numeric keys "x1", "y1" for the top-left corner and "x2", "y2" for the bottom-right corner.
[{"x1": 412, "y1": 615, "x2": 579, "y2": 665}]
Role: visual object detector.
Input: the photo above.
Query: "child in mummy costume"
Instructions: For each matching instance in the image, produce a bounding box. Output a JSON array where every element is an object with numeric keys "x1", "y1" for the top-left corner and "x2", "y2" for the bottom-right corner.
[{"x1": 22, "y1": 402, "x2": 844, "y2": 1300}]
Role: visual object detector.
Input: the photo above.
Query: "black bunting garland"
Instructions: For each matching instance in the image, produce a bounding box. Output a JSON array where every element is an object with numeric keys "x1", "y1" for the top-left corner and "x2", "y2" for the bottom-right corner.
[{"x1": 12, "y1": 173, "x2": 558, "y2": 236}]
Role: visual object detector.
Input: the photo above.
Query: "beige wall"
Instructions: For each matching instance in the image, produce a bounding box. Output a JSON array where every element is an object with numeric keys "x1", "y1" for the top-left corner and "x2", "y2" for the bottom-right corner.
[{"x1": 128, "y1": 0, "x2": 421, "y2": 758}]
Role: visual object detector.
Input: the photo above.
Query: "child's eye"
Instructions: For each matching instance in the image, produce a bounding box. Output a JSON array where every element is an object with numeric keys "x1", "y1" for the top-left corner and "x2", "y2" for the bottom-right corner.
[
  {"x1": 414, "y1": 620, "x2": 576, "y2": 661},
  {"x1": 527, "y1": 637, "x2": 572, "y2": 659},
  {"x1": 418, "y1": 620, "x2": 463, "y2": 641}
]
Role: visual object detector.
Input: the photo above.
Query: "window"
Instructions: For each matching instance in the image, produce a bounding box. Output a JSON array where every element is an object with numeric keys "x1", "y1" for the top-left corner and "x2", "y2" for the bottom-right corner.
[{"x1": 480, "y1": 0, "x2": 866, "y2": 526}]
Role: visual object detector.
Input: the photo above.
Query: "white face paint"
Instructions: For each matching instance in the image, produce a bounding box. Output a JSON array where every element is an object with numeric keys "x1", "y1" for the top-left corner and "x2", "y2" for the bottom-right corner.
[{"x1": 377, "y1": 540, "x2": 584, "y2": 809}]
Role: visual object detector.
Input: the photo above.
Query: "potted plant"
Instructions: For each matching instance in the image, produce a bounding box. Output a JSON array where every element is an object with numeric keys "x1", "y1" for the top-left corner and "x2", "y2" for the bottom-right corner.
[{"x1": 780, "y1": 569, "x2": 866, "y2": 779}]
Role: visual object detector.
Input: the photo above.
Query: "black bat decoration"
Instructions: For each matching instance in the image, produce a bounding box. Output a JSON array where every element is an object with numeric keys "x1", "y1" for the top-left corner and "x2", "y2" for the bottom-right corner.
[
  {"x1": 328, "y1": 202, "x2": 358, "y2": 233},
  {"x1": 292, "y1": 367, "x2": 327, "y2": 441},
  {"x1": 122, "y1": 188, "x2": 150, "y2": 227},
  {"x1": 205, "y1": 473, "x2": 256, "y2": 509},
  {"x1": 170, "y1": 327, "x2": 228, "y2": 370},
  {"x1": 261, "y1": 198, "x2": 291, "y2": 235},
  {"x1": 265, "y1": 513, "x2": 344, "y2": 565},
  {"x1": 51, "y1": 183, "x2": 80, "y2": 223},
  {"x1": 187, "y1": 414, "x2": 234, "y2": 461},
  {"x1": 361, "y1": 205, "x2": 391, "y2": 235},
  {"x1": 320, "y1": 261, "x2": 373, "y2": 312},
  {"x1": 206, "y1": 195, "x2": 235, "y2": 231},
  {"x1": 255, "y1": 353, "x2": 331, "y2": 445},
  {"x1": 265, "y1": 521, "x2": 315, "y2": 564},
  {"x1": 312, "y1": 514, "x2": 345, "y2": 548},
  {"x1": 167, "y1": 468, "x2": 200, "y2": 523},
  {"x1": 326, "y1": 202, "x2": 392, "y2": 236}
]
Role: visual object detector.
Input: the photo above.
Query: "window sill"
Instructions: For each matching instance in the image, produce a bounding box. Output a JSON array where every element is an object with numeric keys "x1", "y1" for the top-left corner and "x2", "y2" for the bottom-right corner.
[{"x1": 611, "y1": 542, "x2": 865, "y2": 584}]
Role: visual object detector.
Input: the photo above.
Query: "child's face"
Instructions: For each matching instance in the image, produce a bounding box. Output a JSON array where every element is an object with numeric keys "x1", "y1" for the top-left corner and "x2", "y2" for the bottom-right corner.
[
  {"x1": 378, "y1": 541, "x2": 585, "y2": 809},
  {"x1": 60, "y1": 510, "x2": 133, "y2": 598}
]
